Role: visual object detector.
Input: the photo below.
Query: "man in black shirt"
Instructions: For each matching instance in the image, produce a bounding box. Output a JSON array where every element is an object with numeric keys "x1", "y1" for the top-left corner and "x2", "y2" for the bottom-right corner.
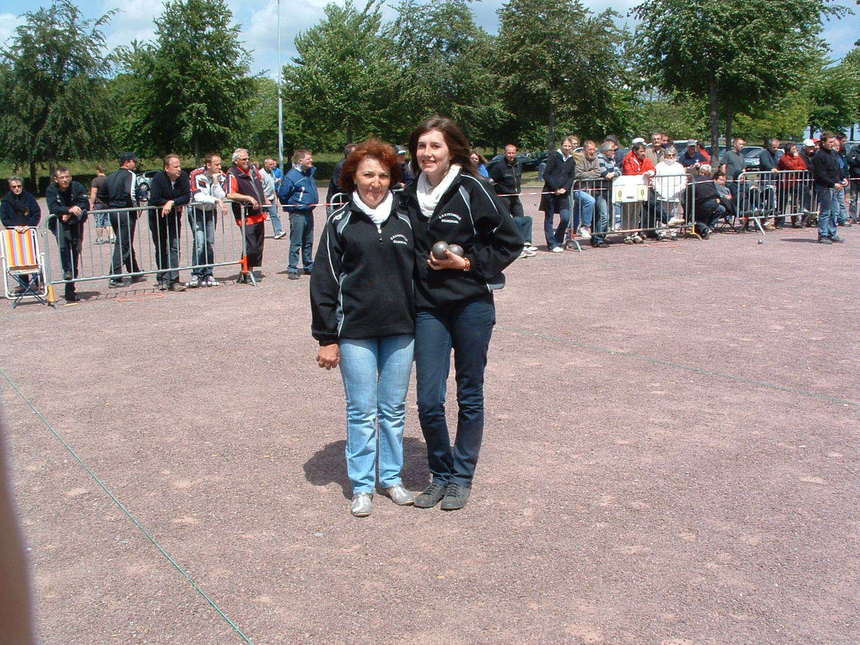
[
  {"x1": 148, "y1": 154, "x2": 191, "y2": 290},
  {"x1": 490, "y1": 143, "x2": 535, "y2": 256},
  {"x1": 811, "y1": 133, "x2": 846, "y2": 244},
  {"x1": 45, "y1": 168, "x2": 88, "y2": 302},
  {"x1": 99, "y1": 153, "x2": 143, "y2": 287}
]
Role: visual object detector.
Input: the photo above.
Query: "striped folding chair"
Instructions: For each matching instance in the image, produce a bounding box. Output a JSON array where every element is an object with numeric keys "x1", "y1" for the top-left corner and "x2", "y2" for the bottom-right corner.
[{"x1": 1, "y1": 228, "x2": 50, "y2": 308}]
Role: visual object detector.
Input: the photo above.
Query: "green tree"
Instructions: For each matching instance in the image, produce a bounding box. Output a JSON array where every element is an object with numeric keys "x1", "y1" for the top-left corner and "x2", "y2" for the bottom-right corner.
[
  {"x1": 633, "y1": 0, "x2": 846, "y2": 154},
  {"x1": 0, "y1": 0, "x2": 114, "y2": 185},
  {"x1": 497, "y1": 0, "x2": 632, "y2": 150},
  {"x1": 386, "y1": 0, "x2": 508, "y2": 146},
  {"x1": 805, "y1": 52, "x2": 860, "y2": 133},
  {"x1": 117, "y1": 0, "x2": 254, "y2": 159},
  {"x1": 283, "y1": 0, "x2": 397, "y2": 144}
]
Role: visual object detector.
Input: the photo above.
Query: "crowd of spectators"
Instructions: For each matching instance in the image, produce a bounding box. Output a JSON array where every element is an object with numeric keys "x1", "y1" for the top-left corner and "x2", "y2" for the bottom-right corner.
[{"x1": 2, "y1": 131, "x2": 858, "y2": 303}]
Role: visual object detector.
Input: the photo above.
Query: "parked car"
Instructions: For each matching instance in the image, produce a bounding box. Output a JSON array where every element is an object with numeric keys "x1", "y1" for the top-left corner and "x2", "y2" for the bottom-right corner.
[{"x1": 741, "y1": 146, "x2": 764, "y2": 169}]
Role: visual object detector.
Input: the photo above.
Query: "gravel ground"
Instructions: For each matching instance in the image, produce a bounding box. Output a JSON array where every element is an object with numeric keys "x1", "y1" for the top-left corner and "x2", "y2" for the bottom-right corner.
[{"x1": 2, "y1": 190, "x2": 858, "y2": 645}]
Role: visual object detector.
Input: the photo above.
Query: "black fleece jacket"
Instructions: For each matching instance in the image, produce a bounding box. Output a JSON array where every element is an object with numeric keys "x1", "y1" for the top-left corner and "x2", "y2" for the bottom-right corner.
[
  {"x1": 1, "y1": 191, "x2": 41, "y2": 227},
  {"x1": 401, "y1": 170, "x2": 523, "y2": 311},
  {"x1": 45, "y1": 181, "x2": 89, "y2": 240},
  {"x1": 310, "y1": 196, "x2": 415, "y2": 345},
  {"x1": 812, "y1": 148, "x2": 844, "y2": 188},
  {"x1": 149, "y1": 170, "x2": 191, "y2": 214}
]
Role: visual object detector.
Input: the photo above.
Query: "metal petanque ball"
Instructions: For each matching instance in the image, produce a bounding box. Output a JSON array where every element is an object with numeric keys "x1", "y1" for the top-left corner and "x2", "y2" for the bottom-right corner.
[
  {"x1": 431, "y1": 241, "x2": 449, "y2": 259},
  {"x1": 757, "y1": 239, "x2": 764, "y2": 245},
  {"x1": 447, "y1": 243, "x2": 464, "y2": 257}
]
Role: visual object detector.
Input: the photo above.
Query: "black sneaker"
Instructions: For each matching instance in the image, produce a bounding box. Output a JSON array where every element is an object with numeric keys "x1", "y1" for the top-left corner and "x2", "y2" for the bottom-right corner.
[
  {"x1": 440, "y1": 482, "x2": 471, "y2": 511},
  {"x1": 818, "y1": 237, "x2": 833, "y2": 245},
  {"x1": 414, "y1": 481, "x2": 447, "y2": 508},
  {"x1": 108, "y1": 279, "x2": 125, "y2": 288},
  {"x1": 287, "y1": 272, "x2": 300, "y2": 281},
  {"x1": 303, "y1": 268, "x2": 313, "y2": 275}
]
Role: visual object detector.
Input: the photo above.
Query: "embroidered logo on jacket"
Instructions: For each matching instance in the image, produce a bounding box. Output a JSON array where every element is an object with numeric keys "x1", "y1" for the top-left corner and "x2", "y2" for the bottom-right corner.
[
  {"x1": 390, "y1": 234, "x2": 409, "y2": 245},
  {"x1": 439, "y1": 213, "x2": 461, "y2": 224}
]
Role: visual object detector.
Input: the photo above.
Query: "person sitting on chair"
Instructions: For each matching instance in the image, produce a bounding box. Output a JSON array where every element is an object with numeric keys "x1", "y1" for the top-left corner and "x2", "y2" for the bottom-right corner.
[{"x1": 1, "y1": 177, "x2": 42, "y2": 294}]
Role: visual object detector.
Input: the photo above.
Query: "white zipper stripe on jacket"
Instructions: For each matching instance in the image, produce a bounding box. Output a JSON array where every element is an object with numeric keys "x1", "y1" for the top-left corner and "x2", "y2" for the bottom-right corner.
[{"x1": 461, "y1": 174, "x2": 504, "y2": 233}]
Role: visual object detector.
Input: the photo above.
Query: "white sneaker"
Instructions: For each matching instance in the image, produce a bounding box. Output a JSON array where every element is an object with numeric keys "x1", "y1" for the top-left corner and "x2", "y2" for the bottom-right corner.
[
  {"x1": 525, "y1": 243, "x2": 538, "y2": 252},
  {"x1": 551, "y1": 246, "x2": 564, "y2": 253},
  {"x1": 519, "y1": 249, "x2": 536, "y2": 258},
  {"x1": 577, "y1": 226, "x2": 591, "y2": 240},
  {"x1": 351, "y1": 492, "x2": 372, "y2": 517},
  {"x1": 187, "y1": 275, "x2": 200, "y2": 288},
  {"x1": 667, "y1": 216, "x2": 685, "y2": 226},
  {"x1": 205, "y1": 276, "x2": 220, "y2": 287},
  {"x1": 612, "y1": 223, "x2": 622, "y2": 232}
]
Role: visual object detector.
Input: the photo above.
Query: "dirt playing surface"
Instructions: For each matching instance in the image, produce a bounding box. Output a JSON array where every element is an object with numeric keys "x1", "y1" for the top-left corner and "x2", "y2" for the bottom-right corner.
[{"x1": 2, "y1": 191, "x2": 858, "y2": 644}]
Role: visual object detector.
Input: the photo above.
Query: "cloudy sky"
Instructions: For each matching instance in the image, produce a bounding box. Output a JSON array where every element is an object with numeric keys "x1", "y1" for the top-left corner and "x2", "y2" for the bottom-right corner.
[{"x1": 1, "y1": 0, "x2": 857, "y2": 79}]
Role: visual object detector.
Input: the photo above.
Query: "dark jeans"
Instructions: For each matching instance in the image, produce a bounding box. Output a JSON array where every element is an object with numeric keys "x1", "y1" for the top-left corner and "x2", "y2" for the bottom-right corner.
[
  {"x1": 414, "y1": 297, "x2": 495, "y2": 487},
  {"x1": 148, "y1": 211, "x2": 181, "y2": 285},
  {"x1": 543, "y1": 194, "x2": 570, "y2": 249},
  {"x1": 50, "y1": 226, "x2": 81, "y2": 296},
  {"x1": 188, "y1": 208, "x2": 217, "y2": 277},
  {"x1": 109, "y1": 211, "x2": 140, "y2": 276},
  {"x1": 815, "y1": 186, "x2": 838, "y2": 239},
  {"x1": 288, "y1": 210, "x2": 314, "y2": 273},
  {"x1": 694, "y1": 199, "x2": 726, "y2": 233},
  {"x1": 592, "y1": 194, "x2": 610, "y2": 242}
]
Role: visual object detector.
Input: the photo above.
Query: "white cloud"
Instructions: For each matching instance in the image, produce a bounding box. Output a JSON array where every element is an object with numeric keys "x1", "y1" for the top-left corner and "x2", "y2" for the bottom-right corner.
[
  {"x1": 0, "y1": 12, "x2": 24, "y2": 46},
  {"x1": 98, "y1": 1, "x2": 161, "y2": 53}
]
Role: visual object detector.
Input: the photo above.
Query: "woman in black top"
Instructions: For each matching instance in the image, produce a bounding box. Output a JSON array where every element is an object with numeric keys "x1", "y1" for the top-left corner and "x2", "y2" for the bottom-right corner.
[
  {"x1": 310, "y1": 140, "x2": 416, "y2": 517},
  {"x1": 541, "y1": 136, "x2": 577, "y2": 252},
  {"x1": 400, "y1": 117, "x2": 522, "y2": 511}
]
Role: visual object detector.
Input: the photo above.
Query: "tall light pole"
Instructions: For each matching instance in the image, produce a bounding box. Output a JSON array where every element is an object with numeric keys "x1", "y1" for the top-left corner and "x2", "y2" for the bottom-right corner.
[{"x1": 277, "y1": 0, "x2": 284, "y2": 172}]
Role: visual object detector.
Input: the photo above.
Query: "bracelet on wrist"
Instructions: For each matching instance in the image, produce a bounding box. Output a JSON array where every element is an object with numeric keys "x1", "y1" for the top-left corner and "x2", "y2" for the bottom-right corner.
[{"x1": 462, "y1": 257, "x2": 471, "y2": 272}]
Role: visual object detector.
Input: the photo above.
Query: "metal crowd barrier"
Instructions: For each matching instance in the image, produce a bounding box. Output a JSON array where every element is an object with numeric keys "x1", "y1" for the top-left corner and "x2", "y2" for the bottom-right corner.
[{"x1": 40, "y1": 200, "x2": 254, "y2": 292}]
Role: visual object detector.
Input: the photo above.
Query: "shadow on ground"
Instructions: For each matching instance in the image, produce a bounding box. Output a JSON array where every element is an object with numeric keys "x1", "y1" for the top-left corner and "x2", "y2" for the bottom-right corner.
[{"x1": 303, "y1": 437, "x2": 430, "y2": 498}]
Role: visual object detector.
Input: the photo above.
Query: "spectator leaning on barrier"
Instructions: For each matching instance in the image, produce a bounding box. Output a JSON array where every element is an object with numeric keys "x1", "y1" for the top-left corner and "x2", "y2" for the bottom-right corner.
[
  {"x1": 680, "y1": 140, "x2": 707, "y2": 173},
  {"x1": 654, "y1": 147, "x2": 688, "y2": 232},
  {"x1": 622, "y1": 141, "x2": 657, "y2": 243},
  {"x1": 849, "y1": 140, "x2": 860, "y2": 220},
  {"x1": 834, "y1": 134, "x2": 851, "y2": 227},
  {"x1": 540, "y1": 135, "x2": 577, "y2": 253},
  {"x1": 326, "y1": 143, "x2": 356, "y2": 215},
  {"x1": 279, "y1": 149, "x2": 318, "y2": 280},
  {"x1": 100, "y1": 153, "x2": 144, "y2": 288},
  {"x1": 575, "y1": 141, "x2": 609, "y2": 246},
  {"x1": 226, "y1": 148, "x2": 267, "y2": 282},
  {"x1": 777, "y1": 143, "x2": 809, "y2": 228},
  {"x1": 261, "y1": 158, "x2": 286, "y2": 239},
  {"x1": 46, "y1": 167, "x2": 88, "y2": 303},
  {"x1": 489, "y1": 143, "x2": 536, "y2": 258},
  {"x1": 148, "y1": 154, "x2": 190, "y2": 292},
  {"x1": 811, "y1": 132, "x2": 846, "y2": 245},
  {"x1": 720, "y1": 137, "x2": 747, "y2": 182},
  {"x1": 188, "y1": 154, "x2": 225, "y2": 288},
  {"x1": 591, "y1": 139, "x2": 621, "y2": 239},
  {"x1": 88, "y1": 165, "x2": 111, "y2": 245}
]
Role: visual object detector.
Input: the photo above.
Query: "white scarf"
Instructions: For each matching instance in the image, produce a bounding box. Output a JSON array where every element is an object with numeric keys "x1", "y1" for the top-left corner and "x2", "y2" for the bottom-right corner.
[
  {"x1": 352, "y1": 190, "x2": 393, "y2": 227},
  {"x1": 416, "y1": 164, "x2": 462, "y2": 219}
]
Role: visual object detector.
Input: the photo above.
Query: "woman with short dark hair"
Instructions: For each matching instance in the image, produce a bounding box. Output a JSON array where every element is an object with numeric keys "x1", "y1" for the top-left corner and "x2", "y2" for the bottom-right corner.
[
  {"x1": 400, "y1": 116, "x2": 522, "y2": 511},
  {"x1": 310, "y1": 139, "x2": 415, "y2": 517}
]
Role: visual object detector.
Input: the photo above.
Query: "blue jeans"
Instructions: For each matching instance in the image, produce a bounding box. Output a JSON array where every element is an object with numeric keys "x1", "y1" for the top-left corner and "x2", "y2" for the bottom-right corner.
[
  {"x1": 593, "y1": 194, "x2": 610, "y2": 241},
  {"x1": 288, "y1": 210, "x2": 314, "y2": 273},
  {"x1": 415, "y1": 298, "x2": 495, "y2": 487},
  {"x1": 543, "y1": 194, "x2": 570, "y2": 249},
  {"x1": 339, "y1": 335, "x2": 414, "y2": 494},
  {"x1": 815, "y1": 186, "x2": 838, "y2": 239},
  {"x1": 188, "y1": 208, "x2": 217, "y2": 277},
  {"x1": 834, "y1": 187, "x2": 847, "y2": 225},
  {"x1": 267, "y1": 203, "x2": 283, "y2": 236},
  {"x1": 571, "y1": 190, "x2": 595, "y2": 229}
]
